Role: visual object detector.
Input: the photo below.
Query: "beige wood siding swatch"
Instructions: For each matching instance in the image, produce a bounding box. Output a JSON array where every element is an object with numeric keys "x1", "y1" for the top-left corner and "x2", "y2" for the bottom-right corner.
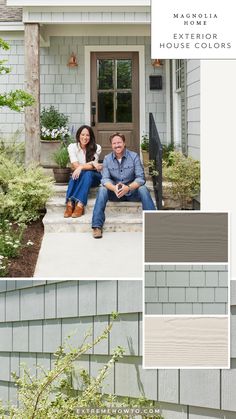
[
  {"x1": 145, "y1": 213, "x2": 228, "y2": 262},
  {"x1": 144, "y1": 316, "x2": 228, "y2": 368}
]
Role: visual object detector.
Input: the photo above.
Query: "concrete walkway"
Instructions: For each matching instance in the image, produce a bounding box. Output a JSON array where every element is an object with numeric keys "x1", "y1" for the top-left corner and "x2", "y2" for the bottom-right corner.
[{"x1": 34, "y1": 231, "x2": 143, "y2": 278}]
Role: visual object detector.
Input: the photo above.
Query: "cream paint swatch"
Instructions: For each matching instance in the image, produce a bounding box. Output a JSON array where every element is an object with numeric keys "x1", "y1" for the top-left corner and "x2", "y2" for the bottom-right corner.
[{"x1": 144, "y1": 316, "x2": 229, "y2": 368}]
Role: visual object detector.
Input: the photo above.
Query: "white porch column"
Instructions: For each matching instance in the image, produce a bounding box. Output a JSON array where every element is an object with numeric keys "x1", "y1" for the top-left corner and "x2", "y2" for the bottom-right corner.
[{"x1": 24, "y1": 23, "x2": 40, "y2": 166}]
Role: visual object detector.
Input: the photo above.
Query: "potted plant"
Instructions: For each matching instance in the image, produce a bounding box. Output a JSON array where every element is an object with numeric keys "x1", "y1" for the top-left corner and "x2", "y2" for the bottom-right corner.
[
  {"x1": 141, "y1": 134, "x2": 149, "y2": 168},
  {"x1": 40, "y1": 106, "x2": 71, "y2": 168},
  {"x1": 52, "y1": 145, "x2": 71, "y2": 184},
  {"x1": 162, "y1": 151, "x2": 200, "y2": 209}
]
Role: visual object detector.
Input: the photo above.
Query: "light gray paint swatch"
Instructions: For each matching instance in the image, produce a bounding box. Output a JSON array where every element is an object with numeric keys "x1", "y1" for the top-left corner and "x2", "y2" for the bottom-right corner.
[
  {"x1": 144, "y1": 316, "x2": 229, "y2": 368},
  {"x1": 145, "y1": 213, "x2": 228, "y2": 262},
  {"x1": 145, "y1": 265, "x2": 228, "y2": 315}
]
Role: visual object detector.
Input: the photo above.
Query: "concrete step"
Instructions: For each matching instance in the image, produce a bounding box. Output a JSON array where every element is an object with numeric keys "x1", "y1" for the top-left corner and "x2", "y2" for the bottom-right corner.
[
  {"x1": 43, "y1": 212, "x2": 142, "y2": 233},
  {"x1": 46, "y1": 196, "x2": 142, "y2": 215}
]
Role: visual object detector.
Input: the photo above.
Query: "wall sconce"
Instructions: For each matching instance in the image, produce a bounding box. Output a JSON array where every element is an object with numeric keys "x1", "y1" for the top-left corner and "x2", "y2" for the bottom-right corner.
[
  {"x1": 151, "y1": 59, "x2": 163, "y2": 68},
  {"x1": 67, "y1": 52, "x2": 78, "y2": 68}
]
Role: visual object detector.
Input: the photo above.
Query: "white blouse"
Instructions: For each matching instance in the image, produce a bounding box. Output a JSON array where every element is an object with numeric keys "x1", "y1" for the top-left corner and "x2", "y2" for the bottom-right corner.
[{"x1": 68, "y1": 142, "x2": 102, "y2": 164}]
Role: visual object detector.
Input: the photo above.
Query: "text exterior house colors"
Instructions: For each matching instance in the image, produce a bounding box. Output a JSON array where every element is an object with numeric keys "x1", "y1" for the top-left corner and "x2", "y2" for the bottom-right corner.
[{"x1": 0, "y1": 0, "x2": 200, "y2": 165}]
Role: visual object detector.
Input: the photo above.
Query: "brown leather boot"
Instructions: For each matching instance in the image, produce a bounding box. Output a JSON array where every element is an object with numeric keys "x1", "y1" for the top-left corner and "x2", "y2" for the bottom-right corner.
[
  {"x1": 72, "y1": 203, "x2": 84, "y2": 218},
  {"x1": 64, "y1": 201, "x2": 74, "y2": 218}
]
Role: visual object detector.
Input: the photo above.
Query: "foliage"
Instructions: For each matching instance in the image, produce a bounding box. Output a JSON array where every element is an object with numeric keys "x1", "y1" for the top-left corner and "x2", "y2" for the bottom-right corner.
[
  {"x1": 162, "y1": 143, "x2": 174, "y2": 163},
  {"x1": 0, "y1": 314, "x2": 163, "y2": 419},
  {"x1": 0, "y1": 131, "x2": 25, "y2": 164},
  {"x1": 141, "y1": 134, "x2": 149, "y2": 151},
  {"x1": 53, "y1": 145, "x2": 70, "y2": 168},
  {"x1": 40, "y1": 106, "x2": 70, "y2": 141},
  {"x1": 0, "y1": 38, "x2": 35, "y2": 111},
  {"x1": 163, "y1": 151, "x2": 200, "y2": 208},
  {"x1": 0, "y1": 254, "x2": 8, "y2": 277},
  {"x1": 0, "y1": 154, "x2": 54, "y2": 223},
  {"x1": 0, "y1": 219, "x2": 25, "y2": 258}
]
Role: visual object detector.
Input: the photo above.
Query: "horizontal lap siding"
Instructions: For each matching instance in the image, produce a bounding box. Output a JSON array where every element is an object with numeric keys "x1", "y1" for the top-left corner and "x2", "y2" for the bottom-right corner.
[{"x1": 0, "y1": 279, "x2": 236, "y2": 416}]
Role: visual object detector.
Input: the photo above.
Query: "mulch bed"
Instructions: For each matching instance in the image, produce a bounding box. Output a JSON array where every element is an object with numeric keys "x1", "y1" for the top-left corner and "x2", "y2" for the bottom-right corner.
[{"x1": 7, "y1": 215, "x2": 44, "y2": 278}]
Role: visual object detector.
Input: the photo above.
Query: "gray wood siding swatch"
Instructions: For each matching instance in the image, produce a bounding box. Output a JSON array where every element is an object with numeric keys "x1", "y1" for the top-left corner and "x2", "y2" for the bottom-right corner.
[
  {"x1": 144, "y1": 316, "x2": 228, "y2": 368},
  {"x1": 145, "y1": 213, "x2": 228, "y2": 262}
]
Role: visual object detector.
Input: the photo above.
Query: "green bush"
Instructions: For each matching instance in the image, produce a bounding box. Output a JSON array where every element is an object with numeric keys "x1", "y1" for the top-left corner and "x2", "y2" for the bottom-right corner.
[
  {"x1": 0, "y1": 131, "x2": 25, "y2": 164},
  {"x1": 0, "y1": 255, "x2": 8, "y2": 277},
  {"x1": 53, "y1": 145, "x2": 70, "y2": 168},
  {"x1": 0, "y1": 38, "x2": 34, "y2": 111},
  {"x1": 163, "y1": 151, "x2": 200, "y2": 208},
  {"x1": 0, "y1": 314, "x2": 163, "y2": 419},
  {"x1": 141, "y1": 134, "x2": 149, "y2": 151},
  {"x1": 0, "y1": 219, "x2": 25, "y2": 258},
  {"x1": 0, "y1": 154, "x2": 54, "y2": 223}
]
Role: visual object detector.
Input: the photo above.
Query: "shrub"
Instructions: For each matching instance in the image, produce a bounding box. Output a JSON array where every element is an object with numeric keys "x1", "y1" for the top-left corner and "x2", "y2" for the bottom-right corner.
[
  {"x1": 0, "y1": 38, "x2": 34, "y2": 111},
  {"x1": 0, "y1": 154, "x2": 54, "y2": 223},
  {"x1": 141, "y1": 134, "x2": 149, "y2": 151},
  {"x1": 0, "y1": 219, "x2": 25, "y2": 258},
  {"x1": 0, "y1": 255, "x2": 8, "y2": 277},
  {"x1": 53, "y1": 145, "x2": 70, "y2": 168},
  {"x1": 0, "y1": 314, "x2": 163, "y2": 419},
  {"x1": 0, "y1": 131, "x2": 25, "y2": 164},
  {"x1": 163, "y1": 151, "x2": 200, "y2": 208}
]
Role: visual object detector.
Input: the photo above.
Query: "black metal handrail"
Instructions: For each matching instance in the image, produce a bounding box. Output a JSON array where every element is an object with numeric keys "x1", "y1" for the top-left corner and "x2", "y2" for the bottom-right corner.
[{"x1": 149, "y1": 113, "x2": 162, "y2": 210}]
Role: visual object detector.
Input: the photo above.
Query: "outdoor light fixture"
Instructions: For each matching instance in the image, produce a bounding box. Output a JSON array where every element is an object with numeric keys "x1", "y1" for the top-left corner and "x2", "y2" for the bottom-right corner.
[
  {"x1": 151, "y1": 59, "x2": 163, "y2": 68},
  {"x1": 67, "y1": 52, "x2": 78, "y2": 67}
]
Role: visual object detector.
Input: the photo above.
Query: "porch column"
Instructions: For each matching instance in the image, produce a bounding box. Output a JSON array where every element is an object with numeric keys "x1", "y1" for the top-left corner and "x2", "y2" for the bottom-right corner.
[{"x1": 24, "y1": 23, "x2": 40, "y2": 166}]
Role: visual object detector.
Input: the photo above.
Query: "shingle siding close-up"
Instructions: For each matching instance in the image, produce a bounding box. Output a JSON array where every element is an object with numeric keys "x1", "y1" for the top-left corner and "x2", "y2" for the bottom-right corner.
[
  {"x1": 145, "y1": 265, "x2": 228, "y2": 315},
  {"x1": 0, "y1": 279, "x2": 236, "y2": 419}
]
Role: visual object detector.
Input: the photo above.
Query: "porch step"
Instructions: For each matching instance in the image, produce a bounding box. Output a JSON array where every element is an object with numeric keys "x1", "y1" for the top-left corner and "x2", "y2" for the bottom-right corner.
[
  {"x1": 46, "y1": 196, "x2": 142, "y2": 215},
  {"x1": 43, "y1": 212, "x2": 142, "y2": 233}
]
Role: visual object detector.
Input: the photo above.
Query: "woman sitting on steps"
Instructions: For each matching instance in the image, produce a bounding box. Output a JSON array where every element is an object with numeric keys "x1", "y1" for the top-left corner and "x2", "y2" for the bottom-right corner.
[{"x1": 64, "y1": 125, "x2": 102, "y2": 218}]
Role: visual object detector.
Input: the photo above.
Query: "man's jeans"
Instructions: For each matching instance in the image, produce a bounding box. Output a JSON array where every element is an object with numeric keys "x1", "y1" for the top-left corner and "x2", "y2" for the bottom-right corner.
[
  {"x1": 92, "y1": 185, "x2": 156, "y2": 228},
  {"x1": 66, "y1": 170, "x2": 101, "y2": 206}
]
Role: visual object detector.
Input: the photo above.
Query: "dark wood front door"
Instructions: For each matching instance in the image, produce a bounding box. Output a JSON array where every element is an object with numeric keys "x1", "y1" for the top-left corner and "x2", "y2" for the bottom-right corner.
[{"x1": 91, "y1": 51, "x2": 139, "y2": 159}]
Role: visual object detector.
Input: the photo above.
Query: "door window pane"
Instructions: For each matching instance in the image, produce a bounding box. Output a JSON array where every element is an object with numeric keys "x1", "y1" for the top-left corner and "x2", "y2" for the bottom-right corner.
[
  {"x1": 98, "y1": 59, "x2": 114, "y2": 90},
  {"x1": 117, "y1": 59, "x2": 132, "y2": 89},
  {"x1": 98, "y1": 92, "x2": 114, "y2": 123},
  {"x1": 116, "y1": 92, "x2": 132, "y2": 122}
]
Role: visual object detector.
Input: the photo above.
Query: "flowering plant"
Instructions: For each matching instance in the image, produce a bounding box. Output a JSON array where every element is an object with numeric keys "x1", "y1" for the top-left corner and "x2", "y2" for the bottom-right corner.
[
  {"x1": 41, "y1": 126, "x2": 70, "y2": 141},
  {"x1": 40, "y1": 106, "x2": 70, "y2": 141}
]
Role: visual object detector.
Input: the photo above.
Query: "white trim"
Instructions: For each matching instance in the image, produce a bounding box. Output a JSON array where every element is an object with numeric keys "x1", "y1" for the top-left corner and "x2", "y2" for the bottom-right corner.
[
  {"x1": 0, "y1": 23, "x2": 24, "y2": 31},
  {"x1": 165, "y1": 59, "x2": 171, "y2": 145},
  {"x1": 85, "y1": 45, "x2": 145, "y2": 144},
  {"x1": 37, "y1": 24, "x2": 149, "y2": 38},
  {"x1": 172, "y1": 60, "x2": 181, "y2": 149},
  {"x1": 7, "y1": 0, "x2": 150, "y2": 6}
]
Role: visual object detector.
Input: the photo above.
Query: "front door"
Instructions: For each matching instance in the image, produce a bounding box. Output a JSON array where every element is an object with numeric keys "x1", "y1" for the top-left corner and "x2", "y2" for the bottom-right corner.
[{"x1": 91, "y1": 51, "x2": 139, "y2": 159}]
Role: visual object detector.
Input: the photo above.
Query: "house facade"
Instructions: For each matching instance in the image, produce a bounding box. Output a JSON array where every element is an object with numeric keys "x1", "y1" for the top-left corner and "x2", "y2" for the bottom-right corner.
[{"x1": 0, "y1": 0, "x2": 200, "y2": 162}]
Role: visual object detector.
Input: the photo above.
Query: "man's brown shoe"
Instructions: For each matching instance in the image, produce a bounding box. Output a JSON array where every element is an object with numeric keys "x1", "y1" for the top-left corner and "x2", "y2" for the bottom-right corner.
[
  {"x1": 93, "y1": 228, "x2": 102, "y2": 239},
  {"x1": 64, "y1": 201, "x2": 74, "y2": 218},
  {"x1": 72, "y1": 203, "x2": 84, "y2": 218}
]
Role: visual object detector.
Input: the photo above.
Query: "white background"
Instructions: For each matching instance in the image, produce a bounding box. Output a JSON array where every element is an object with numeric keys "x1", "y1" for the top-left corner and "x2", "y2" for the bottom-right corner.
[
  {"x1": 152, "y1": 0, "x2": 236, "y2": 59},
  {"x1": 201, "y1": 60, "x2": 236, "y2": 278}
]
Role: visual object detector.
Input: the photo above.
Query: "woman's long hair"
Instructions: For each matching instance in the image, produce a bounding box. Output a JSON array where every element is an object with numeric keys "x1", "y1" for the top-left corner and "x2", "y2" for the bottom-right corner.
[{"x1": 75, "y1": 125, "x2": 97, "y2": 162}]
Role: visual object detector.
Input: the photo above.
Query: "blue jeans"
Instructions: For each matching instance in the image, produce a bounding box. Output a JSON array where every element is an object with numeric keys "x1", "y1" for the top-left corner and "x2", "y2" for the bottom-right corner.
[
  {"x1": 92, "y1": 185, "x2": 156, "y2": 228},
  {"x1": 66, "y1": 170, "x2": 102, "y2": 206}
]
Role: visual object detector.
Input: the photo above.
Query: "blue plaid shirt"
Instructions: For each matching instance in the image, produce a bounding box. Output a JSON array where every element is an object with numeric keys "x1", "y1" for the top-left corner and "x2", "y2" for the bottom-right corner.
[{"x1": 101, "y1": 148, "x2": 145, "y2": 187}]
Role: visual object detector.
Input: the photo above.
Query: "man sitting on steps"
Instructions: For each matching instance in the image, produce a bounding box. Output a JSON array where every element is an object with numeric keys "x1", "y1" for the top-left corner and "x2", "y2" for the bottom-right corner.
[{"x1": 92, "y1": 132, "x2": 156, "y2": 239}]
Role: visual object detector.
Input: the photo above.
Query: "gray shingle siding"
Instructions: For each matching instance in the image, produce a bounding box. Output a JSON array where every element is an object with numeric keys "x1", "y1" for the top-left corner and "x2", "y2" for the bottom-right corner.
[
  {"x1": 0, "y1": 279, "x2": 235, "y2": 418},
  {"x1": 145, "y1": 265, "x2": 228, "y2": 315}
]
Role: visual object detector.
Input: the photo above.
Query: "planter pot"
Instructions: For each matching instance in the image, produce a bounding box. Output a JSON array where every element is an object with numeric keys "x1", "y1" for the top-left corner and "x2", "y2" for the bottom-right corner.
[
  {"x1": 53, "y1": 167, "x2": 71, "y2": 184},
  {"x1": 40, "y1": 140, "x2": 61, "y2": 168}
]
